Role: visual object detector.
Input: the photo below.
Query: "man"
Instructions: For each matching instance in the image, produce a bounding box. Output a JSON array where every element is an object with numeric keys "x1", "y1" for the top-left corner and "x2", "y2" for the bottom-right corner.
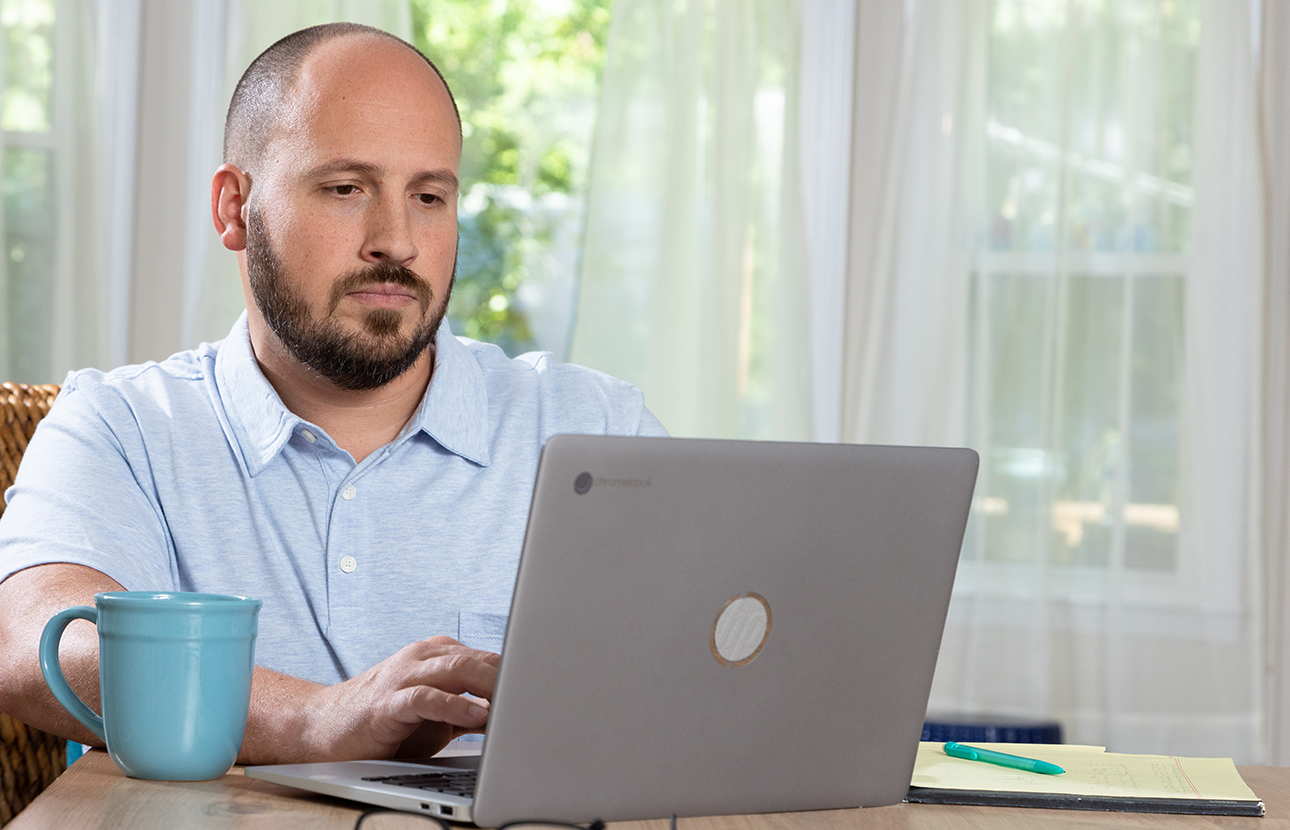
[{"x1": 0, "y1": 23, "x2": 664, "y2": 764}]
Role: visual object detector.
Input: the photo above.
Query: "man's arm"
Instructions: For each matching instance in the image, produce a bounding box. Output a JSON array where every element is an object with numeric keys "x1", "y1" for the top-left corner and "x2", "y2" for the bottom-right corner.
[
  {"x1": 0, "y1": 563, "x2": 497, "y2": 763},
  {"x1": 0, "y1": 563, "x2": 116, "y2": 746}
]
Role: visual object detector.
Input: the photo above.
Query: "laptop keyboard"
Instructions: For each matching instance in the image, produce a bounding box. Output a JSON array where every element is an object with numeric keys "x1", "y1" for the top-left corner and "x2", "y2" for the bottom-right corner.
[{"x1": 362, "y1": 769, "x2": 478, "y2": 797}]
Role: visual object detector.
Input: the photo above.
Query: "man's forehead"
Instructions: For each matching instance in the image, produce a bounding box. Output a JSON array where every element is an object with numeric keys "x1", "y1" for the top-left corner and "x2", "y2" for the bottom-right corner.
[
  {"x1": 261, "y1": 34, "x2": 460, "y2": 174},
  {"x1": 295, "y1": 34, "x2": 435, "y2": 94}
]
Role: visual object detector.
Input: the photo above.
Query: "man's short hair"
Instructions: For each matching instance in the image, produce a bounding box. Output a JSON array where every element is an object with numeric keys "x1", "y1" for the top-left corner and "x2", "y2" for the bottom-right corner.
[{"x1": 223, "y1": 22, "x2": 461, "y2": 171}]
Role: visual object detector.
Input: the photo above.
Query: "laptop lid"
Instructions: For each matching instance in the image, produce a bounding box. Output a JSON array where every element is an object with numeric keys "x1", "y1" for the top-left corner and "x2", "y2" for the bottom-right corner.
[
  {"x1": 471, "y1": 435, "x2": 977, "y2": 825},
  {"x1": 247, "y1": 436, "x2": 978, "y2": 825}
]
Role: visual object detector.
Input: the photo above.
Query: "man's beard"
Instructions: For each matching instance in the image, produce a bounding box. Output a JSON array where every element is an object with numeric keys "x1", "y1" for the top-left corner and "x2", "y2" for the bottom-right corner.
[{"x1": 245, "y1": 208, "x2": 452, "y2": 391}]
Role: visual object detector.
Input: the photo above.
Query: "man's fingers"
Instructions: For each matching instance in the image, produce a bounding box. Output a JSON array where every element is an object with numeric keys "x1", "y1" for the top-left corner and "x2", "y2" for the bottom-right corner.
[
  {"x1": 403, "y1": 651, "x2": 499, "y2": 701},
  {"x1": 397, "y1": 685, "x2": 491, "y2": 730},
  {"x1": 403, "y1": 637, "x2": 501, "y2": 669}
]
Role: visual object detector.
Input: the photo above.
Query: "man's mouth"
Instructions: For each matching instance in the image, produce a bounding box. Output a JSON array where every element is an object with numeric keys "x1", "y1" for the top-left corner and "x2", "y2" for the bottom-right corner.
[{"x1": 346, "y1": 282, "x2": 420, "y2": 308}]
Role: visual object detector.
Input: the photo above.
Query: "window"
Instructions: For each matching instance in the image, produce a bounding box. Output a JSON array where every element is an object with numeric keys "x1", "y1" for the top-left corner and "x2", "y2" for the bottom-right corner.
[
  {"x1": 411, "y1": 0, "x2": 614, "y2": 358},
  {"x1": 0, "y1": 0, "x2": 55, "y2": 381},
  {"x1": 960, "y1": 0, "x2": 1195, "y2": 596}
]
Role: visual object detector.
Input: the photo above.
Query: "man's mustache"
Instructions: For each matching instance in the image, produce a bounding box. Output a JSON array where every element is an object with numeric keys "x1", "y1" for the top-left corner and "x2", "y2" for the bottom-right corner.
[{"x1": 327, "y1": 261, "x2": 433, "y2": 316}]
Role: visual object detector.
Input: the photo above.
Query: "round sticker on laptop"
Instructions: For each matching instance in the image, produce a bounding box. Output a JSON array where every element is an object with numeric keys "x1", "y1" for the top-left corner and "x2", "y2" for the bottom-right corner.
[{"x1": 710, "y1": 592, "x2": 772, "y2": 667}]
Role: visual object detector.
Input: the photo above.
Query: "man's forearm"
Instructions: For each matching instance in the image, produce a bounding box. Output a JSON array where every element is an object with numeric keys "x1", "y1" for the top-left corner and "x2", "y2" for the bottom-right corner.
[
  {"x1": 0, "y1": 565, "x2": 337, "y2": 764},
  {"x1": 0, "y1": 564, "x2": 495, "y2": 767},
  {"x1": 239, "y1": 666, "x2": 328, "y2": 764},
  {"x1": 0, "y1": 563, "x2": 115, "y2": 747}
]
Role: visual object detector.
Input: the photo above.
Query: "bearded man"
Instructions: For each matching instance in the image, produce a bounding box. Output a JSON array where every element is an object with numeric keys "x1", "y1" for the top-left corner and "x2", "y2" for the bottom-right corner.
[{"x1": 0, "y1": 22, "x2": 664, "y2": 764}]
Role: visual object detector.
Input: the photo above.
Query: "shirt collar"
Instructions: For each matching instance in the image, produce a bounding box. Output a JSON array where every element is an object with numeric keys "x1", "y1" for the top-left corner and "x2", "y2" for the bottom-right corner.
[
  {"x1": 414, "y1": 321, "x2": 492, "y2": 467},
  {"x1": 216, "y1": 312, "x2": 491, "y2": 476},
  {"x1": 216, "y1": 312, "x2": 299, "y2": 477}
]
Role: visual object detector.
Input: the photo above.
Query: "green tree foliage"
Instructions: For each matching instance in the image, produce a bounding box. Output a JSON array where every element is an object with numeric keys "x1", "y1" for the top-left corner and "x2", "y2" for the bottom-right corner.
[
  {"x1": 411, "y1": 0, "x2": 613, "y2": 355},
  {"x1": 1, "y1": 0, "x2": 54, "y2": 133}
]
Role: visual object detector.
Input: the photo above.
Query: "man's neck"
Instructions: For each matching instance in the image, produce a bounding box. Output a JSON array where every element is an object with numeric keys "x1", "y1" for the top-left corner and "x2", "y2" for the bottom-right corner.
[{"x1": 248, "y1": 321, "x2": 434, "y2": 464}]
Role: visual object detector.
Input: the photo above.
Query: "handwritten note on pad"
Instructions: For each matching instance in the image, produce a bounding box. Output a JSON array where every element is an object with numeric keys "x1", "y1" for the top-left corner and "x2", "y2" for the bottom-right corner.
[{"x1": 907, "y1": 741, "x2": 1264, "y2": 816}]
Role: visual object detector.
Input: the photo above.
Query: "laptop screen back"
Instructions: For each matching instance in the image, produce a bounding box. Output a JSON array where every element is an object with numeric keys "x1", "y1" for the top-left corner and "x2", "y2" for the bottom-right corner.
[{"x1": 473, "y1": 436, "x2": 978, "y2": 825}]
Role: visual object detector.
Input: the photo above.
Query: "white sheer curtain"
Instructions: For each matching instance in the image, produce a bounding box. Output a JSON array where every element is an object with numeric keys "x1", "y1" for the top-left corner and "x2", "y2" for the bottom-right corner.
[
  {"x1": 841, "y1": 0, "x2": 982, "y2": 449},
  {"x1": 1260, "y1": 0, "x2": 1290, "y2": 766},
  {"x1": 1177, "y1": 0, "x2": 1264, "y2": 760},
  {"x1": 801, "y1": 0, "x2": 855, "y2": 443},
  {"x1": 3, "y1": 0, "x2": 411, "y2": 384},
  {"x1": 844, "y1": 0, "x2": 1265, "y2": 760},
  {"x1": 0, "y1": 0, "x2": 135, "y2": 383},
  {"x1": 570, "y1": 0, "x2": 814, "y2": 441}
]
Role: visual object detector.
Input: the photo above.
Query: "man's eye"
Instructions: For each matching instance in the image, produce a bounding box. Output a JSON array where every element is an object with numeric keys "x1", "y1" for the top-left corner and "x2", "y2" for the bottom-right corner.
[
  {"x1": 417, "y1": 193, "x2": 442, "y2": 205},
  {"x1": 331, "y1": 184, "x2": 358, "y2": 196}
]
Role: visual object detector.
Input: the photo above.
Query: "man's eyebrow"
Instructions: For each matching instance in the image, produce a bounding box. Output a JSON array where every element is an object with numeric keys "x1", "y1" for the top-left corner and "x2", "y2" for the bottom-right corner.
[
  {"x1": 409, "y1": 170, "x2": 460, "y2": 192},
  {"x1": 304, "y1": 159, "x2": 384, "y2": 180},
  {"x1": 303, "y1": 160, "x2": 459, "y2": 192}
]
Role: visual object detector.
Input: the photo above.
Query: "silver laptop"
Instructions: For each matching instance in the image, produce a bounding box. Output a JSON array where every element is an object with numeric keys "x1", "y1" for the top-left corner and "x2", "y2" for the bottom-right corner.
[{"x1": 246, "y1": 435, "x2": 978, "y2": 825}]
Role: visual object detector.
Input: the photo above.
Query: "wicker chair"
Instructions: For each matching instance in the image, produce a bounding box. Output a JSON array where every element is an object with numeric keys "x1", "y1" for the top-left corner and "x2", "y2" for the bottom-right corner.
[{"x1": 0, "y1": 382, "x2": 65, "y2": 827}]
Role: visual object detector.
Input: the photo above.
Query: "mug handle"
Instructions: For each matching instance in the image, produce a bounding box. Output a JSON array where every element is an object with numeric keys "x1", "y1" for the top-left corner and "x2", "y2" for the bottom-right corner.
[{"x1": 39, "y1": 606, "x2": 106, "y2": 742}]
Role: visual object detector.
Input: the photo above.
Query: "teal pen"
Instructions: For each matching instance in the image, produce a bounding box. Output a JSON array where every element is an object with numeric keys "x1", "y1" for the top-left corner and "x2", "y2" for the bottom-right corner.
[{"x1": 943, "y1": 741, "x2": 1065, "y2": 775}]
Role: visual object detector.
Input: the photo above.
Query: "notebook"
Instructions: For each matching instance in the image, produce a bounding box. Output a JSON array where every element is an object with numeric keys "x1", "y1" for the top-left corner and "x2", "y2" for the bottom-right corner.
[{"x1": 246, "y1": 435, "x2": 979, "y2": 825}]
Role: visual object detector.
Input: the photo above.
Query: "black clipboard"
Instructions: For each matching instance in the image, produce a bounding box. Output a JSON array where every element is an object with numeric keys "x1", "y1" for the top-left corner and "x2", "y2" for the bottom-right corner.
[{"x1": 906, "y1": 785, "x2": 1266, "y2": 816}]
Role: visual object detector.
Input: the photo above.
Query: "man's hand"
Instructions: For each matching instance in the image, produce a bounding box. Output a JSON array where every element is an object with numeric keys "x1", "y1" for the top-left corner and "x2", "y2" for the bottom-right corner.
[{"x1": 241, "y1": 636, "x2": 499, "y2": 764}]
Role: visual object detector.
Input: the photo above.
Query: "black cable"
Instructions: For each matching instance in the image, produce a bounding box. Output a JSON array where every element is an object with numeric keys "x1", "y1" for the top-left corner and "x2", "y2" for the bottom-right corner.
[
  {"x1": 352, "y1": 809, "x2": 609, "y2": 830},
  {"x1": 354, "y1": 807, "x2": 451, "y2": 829},
  {"x1": 498, "y1": 821, "x2": 608, "y2": 830}
]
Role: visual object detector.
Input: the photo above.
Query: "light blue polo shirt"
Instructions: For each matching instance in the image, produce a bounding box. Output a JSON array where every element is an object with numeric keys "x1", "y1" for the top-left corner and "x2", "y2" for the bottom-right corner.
[{"x1": 0, "y1": 312, "x2": 665, "y2": 685}]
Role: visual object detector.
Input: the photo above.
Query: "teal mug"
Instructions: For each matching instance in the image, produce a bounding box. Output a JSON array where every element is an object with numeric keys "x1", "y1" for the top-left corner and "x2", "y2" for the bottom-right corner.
[{"x1": 40, "y1": 591, "x2": 262, "y2": 780}]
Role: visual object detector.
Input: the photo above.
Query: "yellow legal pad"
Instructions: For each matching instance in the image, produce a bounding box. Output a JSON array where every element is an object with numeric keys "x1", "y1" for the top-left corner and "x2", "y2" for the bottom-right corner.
[{"x1": 907, "y1": 741, "x2": 1264, "y2": 816}]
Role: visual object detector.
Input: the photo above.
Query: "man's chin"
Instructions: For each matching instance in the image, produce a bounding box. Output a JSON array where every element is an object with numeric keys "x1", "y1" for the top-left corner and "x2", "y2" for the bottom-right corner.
[
  {"x1": 295, "y1": 317, "x2": 441, "y2": 391},
  {"x1": 339, "y1": 306, "x2": 410, "y2": 338}
]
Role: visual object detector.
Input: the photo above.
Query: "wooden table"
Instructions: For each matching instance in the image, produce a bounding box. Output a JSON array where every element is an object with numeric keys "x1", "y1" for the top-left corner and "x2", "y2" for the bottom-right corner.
[{"x1": 8, "y1": 749, "x2": 1290, "y2": 830}]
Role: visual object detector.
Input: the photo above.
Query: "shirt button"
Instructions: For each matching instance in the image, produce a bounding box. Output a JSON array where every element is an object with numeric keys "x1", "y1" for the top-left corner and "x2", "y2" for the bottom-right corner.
[
  {"x1": 340, "y1": 556, "x2": 357, "y2": 573},
  {"x1": 301, "y1": 429, "x2": 316, "y2": 443},
  {"x1": 342, "y1": 485, "x2": 357, "y2": 500}
]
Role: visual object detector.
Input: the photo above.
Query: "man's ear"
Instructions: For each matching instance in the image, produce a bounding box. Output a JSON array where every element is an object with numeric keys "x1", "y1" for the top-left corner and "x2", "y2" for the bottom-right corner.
[{"x1": 211, "y1": 164, "x2": 252, "y2": 251}]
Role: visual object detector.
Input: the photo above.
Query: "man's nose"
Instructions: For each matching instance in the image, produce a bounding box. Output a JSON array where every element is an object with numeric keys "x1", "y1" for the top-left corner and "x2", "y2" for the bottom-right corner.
[{"x1": 362, "y1": 195, "x2": 418, "y2": 266}]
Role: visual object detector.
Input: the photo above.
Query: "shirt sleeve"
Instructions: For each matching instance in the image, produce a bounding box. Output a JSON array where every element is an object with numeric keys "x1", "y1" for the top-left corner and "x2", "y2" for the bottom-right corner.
[
  {"x1": 636, "y1": 406, "x2": 669, "y2": 437},
  {"x1": 0, "y1": 374, "x2": 176, "y2": 590}
]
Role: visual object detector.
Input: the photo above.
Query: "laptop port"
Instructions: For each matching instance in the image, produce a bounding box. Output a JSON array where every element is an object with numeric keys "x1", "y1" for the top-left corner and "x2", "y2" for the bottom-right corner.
[{"x1": 439, "y1": 805, "x2": 454, "y2": 817}]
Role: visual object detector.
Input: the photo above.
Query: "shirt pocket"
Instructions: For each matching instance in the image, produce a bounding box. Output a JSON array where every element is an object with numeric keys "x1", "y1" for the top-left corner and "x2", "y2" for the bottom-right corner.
[{"x1": 458, "y1": 610, "x2": 508, "y2": 655}]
